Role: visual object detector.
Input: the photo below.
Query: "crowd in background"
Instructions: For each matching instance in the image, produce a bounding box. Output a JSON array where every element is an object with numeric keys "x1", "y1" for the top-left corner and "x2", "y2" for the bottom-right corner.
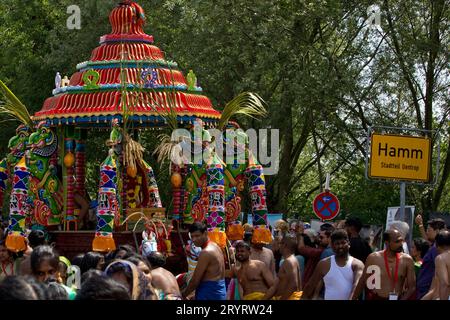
[{"x1": 0, "y1": 214, "x2": 449, "y2": 300}]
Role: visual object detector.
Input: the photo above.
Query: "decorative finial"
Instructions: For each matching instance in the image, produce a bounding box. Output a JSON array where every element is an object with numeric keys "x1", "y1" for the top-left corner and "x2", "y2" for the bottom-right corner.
[
  {"x1": 61, "y1": 76, "x2": 70, "y2": 87},
  {"x1": 186, "y1": 70, "x2": 197, "y2": 91},
  {"x1": 55, "y1": 72, "x2": 61, "y2": 89}
]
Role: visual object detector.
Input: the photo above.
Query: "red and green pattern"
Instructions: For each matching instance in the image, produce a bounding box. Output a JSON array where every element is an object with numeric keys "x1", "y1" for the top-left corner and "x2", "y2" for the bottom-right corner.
[
  {"x1": 5, "y1": 157, "x2": 29, "y2": 252},
  {"x1": 92, "y1": 156, "x2": 120, "y2": 252},
  {"x1": 142, "y1": 160, "x2": 162, "y2": 208},
  {"x1": 245, "y1": 163, "x2": 271, "y2": 245},
  {"x1": 206, "y1": 160, "x2": 227, "y2": 248}
]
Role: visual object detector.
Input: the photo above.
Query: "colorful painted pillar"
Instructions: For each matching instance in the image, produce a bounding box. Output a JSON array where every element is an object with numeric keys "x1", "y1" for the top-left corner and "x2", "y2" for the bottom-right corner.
[
  {"x1": 143, "y1": 160, "x2": 162, "y2": 208},
  {"x1": 171, "y1": 163, "x2": 182, "y2": 220},
  {"x1": 64, "y1": 137, "x2": 75, "y2": 222},
  {"x1": 5, "y1": 157, "x2": 29, "y2": 252},
  {"x1": 245, "y1": 163, "x2": 272, "y2": 245},
  {"x1": 119, "y1": 152, "x2": 126, "y2": 226},
  {"x1": 75, "y1": 129, "x2": 87, "y2": 197},
  {"x1": 0, "y1": 160, "x2": 8, "y2": 218},
  {"x1": 92, "y1": 156, "x2": 119, "y2": 252},
  {"x1": 206, "y1": 158, "x2": 226, "y2": 248}
]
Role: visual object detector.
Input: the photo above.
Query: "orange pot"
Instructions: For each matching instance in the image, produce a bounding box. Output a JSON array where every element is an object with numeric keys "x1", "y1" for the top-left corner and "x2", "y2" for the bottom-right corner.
[
  {"x1": 63, "y1": 151, "x2": 75, "y2": 167},
  {"x1": 171, "y1": 172, "x2": 182, "y2": 188},
  {"x1": 127, "y1": 165, "x2": 137, "y2": 178}
]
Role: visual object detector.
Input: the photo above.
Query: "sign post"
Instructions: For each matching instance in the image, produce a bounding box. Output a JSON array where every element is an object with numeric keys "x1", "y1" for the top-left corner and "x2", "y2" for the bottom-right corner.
[
  {"x1": 368, "y1": 133, "x2": 432, "y2": 182},
  {"x1": 312, "y1": 173, "x2": 340, "y2": 221},
  {"x1": 365, "y1": 127, "x2": 440, "y2": 243}
]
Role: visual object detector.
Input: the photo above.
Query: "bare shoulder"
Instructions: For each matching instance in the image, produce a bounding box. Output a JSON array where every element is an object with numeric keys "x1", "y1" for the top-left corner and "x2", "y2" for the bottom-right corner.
[
  {"x1": 263, "y1": 247, "x2": 274, "y2": 257},
  {"x1": 253, "y1": 259, "x2": 266, "y2": 268},
  {"x1": 400, "y1": 253, "x2": 414, "y2": 264},
  {"x1": 318, "y1": 257, "x2": 331, "y2": 269},
  {"x1": 199, "y1": 248, "x2": 213, "y2": 259},
  {"x1": 351, "y1": 257, "x2": 364, "y2": 270},
  {"x1": 367, "y1": 251, "x2": 382, "y2": 262}
]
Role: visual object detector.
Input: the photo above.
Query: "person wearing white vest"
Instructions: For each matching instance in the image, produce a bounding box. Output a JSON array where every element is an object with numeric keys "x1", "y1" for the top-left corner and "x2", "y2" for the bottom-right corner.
[{"x1": 302, "y1": 229, "x2": 364, "y2": 300}]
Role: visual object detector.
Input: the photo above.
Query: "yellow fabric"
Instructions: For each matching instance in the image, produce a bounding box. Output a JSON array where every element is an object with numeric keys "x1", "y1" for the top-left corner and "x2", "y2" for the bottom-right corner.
[
  {"x1": 272, "y1": 291, "x2": 303, "y2": 300},
  {"x1": 208, "y1": 229, "x2": 227, "y2": 248},
  {"x1": 92, "y1": 235, "x2": 116, "y2": 252},
  {"x1": 243, "y1": 292, "x2": 266, "y2": 300},
  {"x1": 251, "y1": 227, "x2": 273, "y2": 245},
  {"x1": 227, "y1": 224, "x2": 244, "y2": 241},
  {"x1": 5, "y1": 233, "x2": 27, "y2": 253}
]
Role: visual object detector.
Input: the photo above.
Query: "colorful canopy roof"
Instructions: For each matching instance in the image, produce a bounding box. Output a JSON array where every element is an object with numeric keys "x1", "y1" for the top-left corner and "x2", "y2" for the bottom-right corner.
[{"x1": 33, "y1": 0, "x2": 221, "y2": 127}]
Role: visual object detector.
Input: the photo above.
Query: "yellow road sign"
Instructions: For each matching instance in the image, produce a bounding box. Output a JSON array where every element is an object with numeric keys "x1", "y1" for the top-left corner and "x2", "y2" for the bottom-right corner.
[{"x1": 369, "y1": 133, "x2": 431, "y2": 182}]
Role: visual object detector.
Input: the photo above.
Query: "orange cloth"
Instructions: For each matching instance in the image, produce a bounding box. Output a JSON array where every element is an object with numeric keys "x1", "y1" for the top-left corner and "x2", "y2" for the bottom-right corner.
[
  {"x1": 251, "y1": 227, "x2": 272, "y2": 245},
  {"x1": 272, "y1": 291, "x2": 303, "y2": 300},
  {"x1": 227, "y1": 224, "x2": 244, "y2": 241},
  {"x1": 92, "y1": 235, "x2": 116, "y2": 252},
  {"x1": 208, "y1": 229, "x2": 227, "y2": 248}
]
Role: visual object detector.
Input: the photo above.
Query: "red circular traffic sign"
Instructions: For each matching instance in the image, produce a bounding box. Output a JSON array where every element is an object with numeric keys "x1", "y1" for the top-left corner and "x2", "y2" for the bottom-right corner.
[{"x1": 312, "y1": 191, "x2": 340, "y2": 221}]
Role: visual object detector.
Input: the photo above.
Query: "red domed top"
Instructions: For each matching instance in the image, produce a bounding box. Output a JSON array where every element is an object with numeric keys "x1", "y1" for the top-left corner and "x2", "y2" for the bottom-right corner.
[
  {"x1": 109, "y1": 1, "x2": 146, "y2": 35},
  {"x1": 34, "y1": 0, "x2": 221, "y2": 127}
]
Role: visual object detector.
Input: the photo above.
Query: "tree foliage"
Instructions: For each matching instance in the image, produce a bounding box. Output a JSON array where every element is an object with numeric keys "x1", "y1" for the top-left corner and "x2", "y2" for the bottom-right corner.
[{"x1": 0, "y1": 0, "x2": 448, "y2": 225}]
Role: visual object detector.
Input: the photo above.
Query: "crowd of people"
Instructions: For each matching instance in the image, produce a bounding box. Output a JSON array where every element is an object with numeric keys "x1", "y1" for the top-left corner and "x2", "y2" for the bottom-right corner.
[{"x1": 0, "y1": 214, "x2": 449, "y2": 300}]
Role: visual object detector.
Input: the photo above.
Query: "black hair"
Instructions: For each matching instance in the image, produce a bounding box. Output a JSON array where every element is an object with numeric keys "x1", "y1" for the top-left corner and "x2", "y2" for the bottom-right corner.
[
  {"x1": 331, "y1": 229, "x2": 349, "y2": 243},
  {"x1": 30, "y1": 245, "x2": 59, "y2": 275},
  {"x1": 71, "y1": 253, "x2": 85, "y2": 267},
  {"x1": 383, "y1": 229, "x2": 401, "y2": 243},
  {"x1": 302, "y1": 234, "x2": 314, "y2": 247},
  {"x1": 281, "y1": 234, "x2": 297, "y2": 253},
  {"x1": 383, "y1": 230, "x2": 390, "y2": 242},
  {"x1": 189, "y1": 221, "x2": 207, "y2": 234},
  {"x1": 413, "y1": 238, "x2": 430, "y2": 259},
  {"x1": 243, "y1": 232, "x2": 253, "y2": 243},
  {"x1": 435, "y1": 230, "x2": 450, "y2": 247},
  {"x1": 235, "y1": 240, "x2": 251, "y2": 251},
  {"x1": 127, "y1": 254, "x2": 149, "y2": 268},
  {"x1": 0, "y1": 276, "x2": 38, "y2": 300},
  {"x1": 345, "y1": 217, "x2": 363, "y2": 232},
  {"x1": 75, "y1": 275, "x2": 131, "y2": 300},
  {"x1": 145, "y1": 251, "x2": 166, "y2": 268},
  {"x1": 80, "y1": 251, "x2": 104, "y2": 274},
  {"x1": 110, "y1": 245, "x2": 137, "y2": 261},
  {"x1": 22, "y1": 276, "x2": 48, "y2": 299},
  {"x1": 427, "y1": 219, "x2": 446, "y2": 231},
  {"x1": 320, "y1": 223, "x2": 335, "y2": 236},
  {"x1": 118, "y1": 244, "x2": 136, "y2": 253},
  {"x1": 81, "y1": 269, "x2": 103, "y2": 285},
  {"x1": 28, "y1": 230, "x2": 46, "y2": 248},
  {"x1": 46, "y1": 282, "x2": 69, "y2": 300}
]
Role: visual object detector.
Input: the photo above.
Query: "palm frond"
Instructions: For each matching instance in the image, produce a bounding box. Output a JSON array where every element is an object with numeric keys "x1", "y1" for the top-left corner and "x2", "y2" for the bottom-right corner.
[
  {"x1": 218, "y1": 92, "x2": 268, "y2": 131},
  {"x1": 0, "y1": 80, "x2": 34, "y2": 129}
]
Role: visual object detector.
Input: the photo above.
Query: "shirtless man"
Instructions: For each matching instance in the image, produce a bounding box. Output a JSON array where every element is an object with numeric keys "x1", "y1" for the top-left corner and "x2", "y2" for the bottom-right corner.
[
  {"x1": 145, "y1": 251, "x2": 181, "y2": 300},
  {"x1": 250, "y1": 241, "x2": 276, "y2": 277},
  {"x1": 303, "y1": 229, "x2": 364, "y2": 300},
  {"x1": 232, "y1": 241, "x2": 276, "y2": 300},
  {"x1": 181, "y1": 222, "x2": 226, "y2": 300},
  {"x1": 273, "y1": 234, "x2": 302, "y2": 300},
  {"x1": 351, "y1": 229, "x2": 416, "y2": 300},
  {"x1": 422, "y1": 230, "x2": 450, "y2": 300}
]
